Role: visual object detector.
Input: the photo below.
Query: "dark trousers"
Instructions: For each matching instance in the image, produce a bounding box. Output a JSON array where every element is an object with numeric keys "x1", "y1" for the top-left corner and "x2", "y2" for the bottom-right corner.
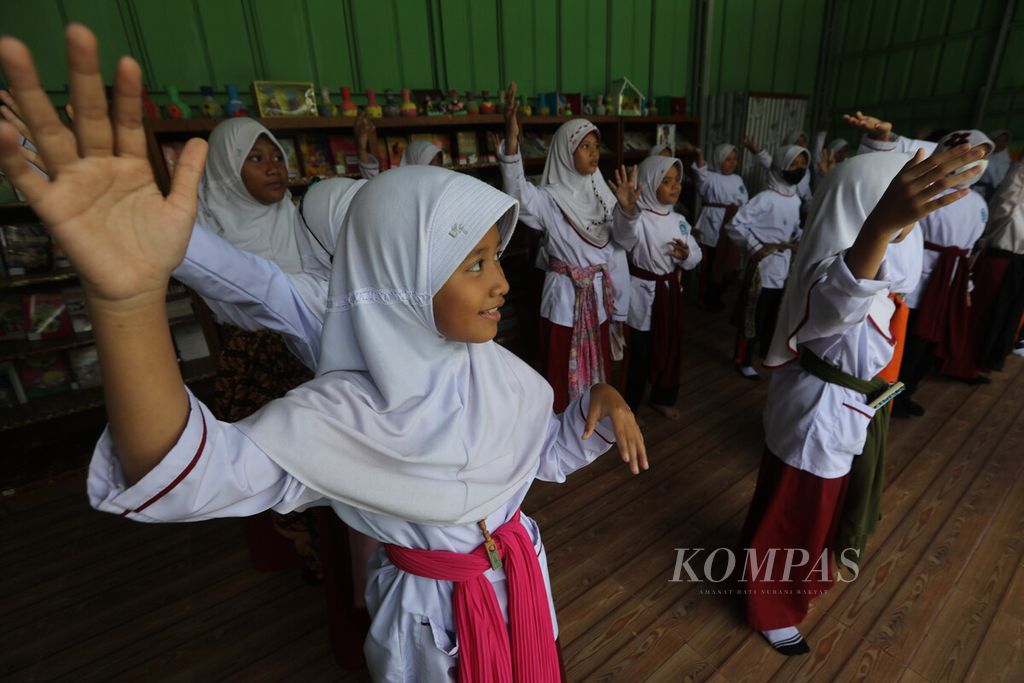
[
  {"x1": 623, "y1": 327, "x2": 680, "y2": 412},
  {"x1": 898, "y1": 310, "x2": 935, "y2": 397},
  {"x1": 739, "y1": 287, "x2": 784, "y2": 366}
]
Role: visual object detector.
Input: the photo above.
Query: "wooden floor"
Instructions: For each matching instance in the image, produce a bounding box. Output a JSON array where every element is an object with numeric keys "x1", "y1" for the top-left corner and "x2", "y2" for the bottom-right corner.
[{"x1": 2, "y1": 303, "x2": 1023, "y2": 682}]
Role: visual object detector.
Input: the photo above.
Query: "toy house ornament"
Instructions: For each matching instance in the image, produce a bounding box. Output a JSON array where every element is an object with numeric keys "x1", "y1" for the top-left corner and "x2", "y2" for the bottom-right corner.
[{"x1": 610, "y1": 77, "x2": 645, "y2": 116}]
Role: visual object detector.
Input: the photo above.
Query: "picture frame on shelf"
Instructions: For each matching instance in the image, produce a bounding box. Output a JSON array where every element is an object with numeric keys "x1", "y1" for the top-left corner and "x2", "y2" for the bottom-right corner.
[{"x1": 251, "y1": 81, "x2": 319, "y2": 118}]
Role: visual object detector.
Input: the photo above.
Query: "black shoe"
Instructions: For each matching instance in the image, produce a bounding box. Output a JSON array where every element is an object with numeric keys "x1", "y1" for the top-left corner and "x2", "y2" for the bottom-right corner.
[
  {"x1": 904, "y1": 398, "x2": 925, "y2": 416},
  {"x1": 893, "y1": 395, "x2": 925, "y2": 418}
]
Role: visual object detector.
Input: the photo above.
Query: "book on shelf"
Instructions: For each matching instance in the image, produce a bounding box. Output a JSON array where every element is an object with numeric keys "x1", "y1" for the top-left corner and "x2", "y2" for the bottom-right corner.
[
  {"x1": 68, "y1": 345, "x2": 101, "y2": 389},
  {"x1": 297, "y1": 134, "x2": 334, "y2": 177},
  {"x1": 23, "y1": 292, "x2": 72, "y2": 341},
  {"x1": 0, "y1": 361, "x2": 27, "y2": 407},
  {"x1": 16, "y1": 351, "x2": 73, "y2": 398},
  {"x1": 165, "y1": 297, "x2": 194, "y2": 321},
  {"x1": 623, "y1": 130, "x2": 652, "y2": 152},
  {"x1": 385, "y1": 136, "x2": 409, "y2": 169},
  {"x1": 327, "y1": 135, "x2": 360, "y2": 175},
  {"x1": 171, "y1": 321, "x2": 210, "y2": 362},
  {"x1": 1, "y1": 224, "x2": 51, "y2": 275},
  {"x1": 454, "y1": 130, "x2": 479, "y2": 165},
  {"x1": 0, "y1": 296, "x2": 26, "y2": 341},
  {"x1": 277, "y1": 138, "x2": 302, "y2": 179}
]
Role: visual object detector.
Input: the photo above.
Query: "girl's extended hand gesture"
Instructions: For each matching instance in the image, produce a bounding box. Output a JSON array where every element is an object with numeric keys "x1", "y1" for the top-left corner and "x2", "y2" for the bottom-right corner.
[
  {"x1": 668, "y1": 238, "x2": 690, "y2": 261},
  {"x1": 0, "y1": 25, "x2": 206, "y2": 306},
  {"x1": 843, "y1": 111, "x2": 892, "y2": 141},
  {"x1": 503, "y1": 81, "x2": 520, "y2": 155},
  {"x1": 584, "y1": 383, "x2": 648, "y2": 475},
  {"x1": 608, "y1": 164, "x2": 640, "y2": 215}
]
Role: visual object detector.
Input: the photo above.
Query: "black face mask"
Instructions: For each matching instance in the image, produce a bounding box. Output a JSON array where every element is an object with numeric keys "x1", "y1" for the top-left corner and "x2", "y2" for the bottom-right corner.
[{"x1": 781, "y1": 168, "x2": 806, "y2": 185}]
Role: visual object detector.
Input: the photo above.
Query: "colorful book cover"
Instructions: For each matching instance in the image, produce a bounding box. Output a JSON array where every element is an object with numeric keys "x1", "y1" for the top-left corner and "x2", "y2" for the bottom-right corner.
[
  {"x1": 16, "y1": 352, "x2": 73, "y2": 398},
  {"x1": 454, "y1": 130, "x2": 479, "y2": 165},
  {"x1": 327, "y1": 135, "x2": 360, "y2": 175},
  {"x1": 297, "y1": 134, "x2": 334, "y2": 177},
  {"x1": 68, "y1": 345, "x2": 102, "y2": 389},
  {"x1": 386, "y1": 136, "x2": 409, "y2": 168},
  {"x1": 22, "y1": 292, "x2": 72, "y2": 341},
  {"x1": 481, "y1": 131, "x2": 499, "y2": 163},
  {"x1": 277, "y1": 138, "x2": 302, "y2": 179},
  {"x1": 60, "y1": 287, "x2": 91, "y2": 334},
  {"x1": 0, "y1": 296, "x2": 26, "y2": 340},
  {"x1": 1, "y1": 224, "x2": 51, "y2": 275}
]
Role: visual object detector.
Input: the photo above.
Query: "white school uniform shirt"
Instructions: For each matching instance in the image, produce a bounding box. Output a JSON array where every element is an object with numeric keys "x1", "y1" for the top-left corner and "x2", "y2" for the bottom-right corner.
[
  {"x1": 613, "y1": 207, "x2": 702, "y2": 331},
  {"x1": 756, "y1": 149, "x2": 812, "y2": 211},
  {"x1": 172, "y1": 223, "x2": 324, "y2": 369},
  {"x1": 498, "y1": 144, "x2": 634, "y2": 327},
  {"x1": 857, "y1": 134, "x2": 937, "y2": 156},
  {"x1": 725, "y1": 189, "x2": 802, "y2": 289},
  {"x1": 904, "y1": 190, "x2": 988, "y2": 309},
  {"x1": 691, "y1": 163, "x2": 749, "y2": 247},
  {"x1": 88, "y1": 387, "x2": 614, "y2": 683},
  {"x1": 764, "y1": 256, "x2": 897, "y2": 478}
]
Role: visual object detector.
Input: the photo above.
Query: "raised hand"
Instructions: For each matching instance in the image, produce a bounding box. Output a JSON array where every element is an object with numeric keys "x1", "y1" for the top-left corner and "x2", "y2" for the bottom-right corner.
[
  {"x1": 503, "y1": 81, "x2": 520, "y2": 155},
  {"x1": 608, "y1": 164, "x2": 639, "y2": 215},
  {"x1": 843, "y1": 111, "x2": 892, "y2": 141},
  {"x1": 817, "y1": 148, "x2": 836, "y2": 176},
  {"x1": 667, "y1": 238, "x2": 690, "y2": 261},
  {"x1": 0, "y1": 26, "x2": 206, "y2": 305},
  {"x1": 354, "y1": 113, "x2": 375, "y2": 162},
  {"x1": 742, "y1": 136, "x2": 759, "y2": 153},
  {"x1": 583, "y1": 383, "x2": 648, "y2": 475}
]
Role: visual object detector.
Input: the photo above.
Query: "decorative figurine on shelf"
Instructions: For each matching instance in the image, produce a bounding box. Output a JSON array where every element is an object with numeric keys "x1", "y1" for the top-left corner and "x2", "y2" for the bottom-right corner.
[
  {"x1": 339, "y1": 86, "x2": 359, "y2": 116},
  {"x1": 582, "y1": 96, "x2": 594, "y2": 116},
  {"x1": 595, "y1": 94, "x2": 607, "y2": 116},
  {"x1": 383, "y1": 88, "x2": 400, "y2": 117},
  {"x1": 199, "y1": 85, "x2": 224, "y2": 118},
  {"x1": 400, "y1": 88, "x2": 418, "y2": 116},
  {"x1": 225, "y1": 83, "x2": 248, "y2": 117},
  {"x1": 519, "y1": 94, "x2": 532, "y2": 117},
  {"x1": 479, "y1": 90, "x2": 496, "y2": 114},
  {"x1": 319, "y1": 86, "x2": 338, "y2": 116},
  {"x1": 141, "y1": 86, "x2": 160, "y2": 120},
  {"x1": 559, "y1": 94, "x2": 572, "y2": 116},
  {"x1": 446, "y1": 88, "x2": 466, "y2": 115},
  {"x1": 365, "y1": 88, "x2": 383, "y2": 118},
  {"x1": 466, "y1": 91, "x2": 479, "y2": 115},
  {"x1": 164, "y1": 85, "x2": 191, "y2": 119},
  {"x1": 425, "y1": 95, "x2": 443, "y2": 116}
]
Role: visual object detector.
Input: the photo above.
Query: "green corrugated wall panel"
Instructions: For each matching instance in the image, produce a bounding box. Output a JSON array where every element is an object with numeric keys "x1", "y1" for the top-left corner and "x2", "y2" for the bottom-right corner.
[
  {"x1": 649, "y1": 0, "x2": 693, "y2": 101},
  {"x1": 792, "y1": 0, "x2": 824, "y2": 95},
  {"x1": 194, "y1": 0, "x2": 260, "y2": 92},
  {"x1": 438, "y1": 0, "x2": 501, "y2": 94},
  {"x1": 532, "y1": 0, "x2": 559, "y2": 94},
  {"x1": 606, "y1": 0, "x2": 651, "y2": 95},
  {"x1": 60, "y1": 0, "x2": 137, "y2": 82},
  {"x1": 349, "y1": 0, "x2": 403, "y2": 91},
  {"x1": 559, "y1": 0, "x2": 610, "y2": 96},
  {"x1": 714, "y1": 0, "x2": 754, "y2": 93},
  {"x1": 0, "y1": 3, "x2": 67, "y2": 92},
  {"x1": 919, "y1": 0, "x2": 951, "y2": 38},
  {"x1": 773, "y1": 0, "x2": 806, "y2": 93},
  {"x1": 132, "y1": 0, "x2": 211, "y2": 92},
  {"x1": 249, "y1": 0, "x2": 316, "y2": 82},
  {"x1": 305, "y1": 0, "x2": 358, "y2": 91},
  {"x1": 746, "y1": 0, "x2": 781, "y2": 92},
  {"x1": 498, "y1": 0, "x2": 536, "y2": 96}
]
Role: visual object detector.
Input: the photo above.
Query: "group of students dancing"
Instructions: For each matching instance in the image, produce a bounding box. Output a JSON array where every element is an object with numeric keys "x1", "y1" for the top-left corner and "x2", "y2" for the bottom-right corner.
[{"x1": 2, "y1": 25, "x2": 1022, "y2": 681}]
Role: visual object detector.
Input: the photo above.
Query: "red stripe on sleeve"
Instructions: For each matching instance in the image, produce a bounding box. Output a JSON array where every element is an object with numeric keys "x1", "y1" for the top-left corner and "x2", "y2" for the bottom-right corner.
[{"x1": 121, "y1": 408, "x2": 208, "y2": 517}]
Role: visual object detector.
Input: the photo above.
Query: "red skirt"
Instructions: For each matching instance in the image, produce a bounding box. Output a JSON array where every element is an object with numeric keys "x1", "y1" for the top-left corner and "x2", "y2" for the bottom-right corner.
[
  {"x1": 541, "y1": 318, "x2": 612, "y2": 413},
  {"x1": 740, "y1": 449, "x2": 851, "y2": 630}
]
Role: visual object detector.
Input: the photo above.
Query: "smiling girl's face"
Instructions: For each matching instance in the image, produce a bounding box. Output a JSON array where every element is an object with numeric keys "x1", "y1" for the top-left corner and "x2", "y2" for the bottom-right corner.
[{"x1": 432, "y1": 225, "x2": 509, "y2": 342}]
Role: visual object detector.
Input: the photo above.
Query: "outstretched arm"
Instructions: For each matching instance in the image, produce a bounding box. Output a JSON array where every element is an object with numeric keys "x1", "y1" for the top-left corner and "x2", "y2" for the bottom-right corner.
[{"x1": 0, "y1": 26, "x2": 205, "y2": 484}]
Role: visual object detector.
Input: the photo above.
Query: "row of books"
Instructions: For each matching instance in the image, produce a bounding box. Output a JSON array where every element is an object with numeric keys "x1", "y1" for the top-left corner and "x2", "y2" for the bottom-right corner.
[
  {"x1": 161, "y1": 129, "x2": 518, "y2": 181},
  {"x1": 0, "y1": 349, "x2": 100, "y2": 406},
  {"x1": 0, "y1": 224, "x2": 69, "y2": 278}
]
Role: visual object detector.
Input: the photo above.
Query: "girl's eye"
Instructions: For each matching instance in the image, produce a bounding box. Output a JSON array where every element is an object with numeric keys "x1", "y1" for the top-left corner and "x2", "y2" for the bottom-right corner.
[{"x1": 467, "y1": 260, "x2": 484, "y2": 272}]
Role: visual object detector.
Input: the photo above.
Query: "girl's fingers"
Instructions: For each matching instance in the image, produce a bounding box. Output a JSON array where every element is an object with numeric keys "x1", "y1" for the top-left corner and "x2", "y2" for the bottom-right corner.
[
  {"x1": 908, "y1": 146, "x2": 982, "y2": 193},
  {"x1": 164, "y1": 137, "x2": 207, "y2": 219},
  {"x1": 920, "y1": 187, "x2": 970, "y2": 215},
  {"x1": 0, "y1": 90, "x2": 24, "y2": 118},
  {"x1": 0, "y1": 103, "x2": 30, "y2": 139},
  {"x1": 112, "y1": 56, "x2": 147, "y2": 159},
  {"x1": 66, "y1": 24, "x2": 114, "y2": 158},
  {"x1": 19, "y1": 145, "x2": 47, "y2": 174},
  {"x1": 0, "y1": 37, "x2": 79, "y2": 172},
  {"x1": 0, "y1": 122, "x2": 50, "y2": 205}
]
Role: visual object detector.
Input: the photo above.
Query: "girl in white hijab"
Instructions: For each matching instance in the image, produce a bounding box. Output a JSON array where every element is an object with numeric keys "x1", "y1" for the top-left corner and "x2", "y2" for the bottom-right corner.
[
  {"x1": 725, "y1": 145, "x2": 808, "y2": 379},
  {"x1": 498, "y1": 82, "x2": 634, "y2": 411},
  {"x1": 356, "y1": 121, "x2": 444, "y2": 179},
  {"x1": 689, "y1": 142, "x2": 749, "y2": 310},
  {"x1": 613, "y1": 155, "x2": 702, "y2": 420},
  {"x1": 740, "y1": 142, "x2": 985, "y2": 657}
]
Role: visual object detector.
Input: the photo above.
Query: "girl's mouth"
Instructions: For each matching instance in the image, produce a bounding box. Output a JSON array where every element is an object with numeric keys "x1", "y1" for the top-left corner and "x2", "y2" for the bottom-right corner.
[{"x1": 479, "y1": 306, "x2": 501, "y2": 320}]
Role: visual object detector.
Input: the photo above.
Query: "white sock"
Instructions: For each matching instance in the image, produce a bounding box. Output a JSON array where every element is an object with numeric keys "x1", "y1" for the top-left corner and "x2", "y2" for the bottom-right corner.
[
  {"x1": 760, "y1": 626, "x2": 809, "y2": 655},
  {"x1": 739, "y1": 365, "x2": 760, "y2": 378}
]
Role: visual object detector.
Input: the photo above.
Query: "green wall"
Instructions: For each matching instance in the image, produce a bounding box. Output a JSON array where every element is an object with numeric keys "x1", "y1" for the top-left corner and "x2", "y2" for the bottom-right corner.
[{"x1": 1, "y1": 0, "x2": 1020, "y2": 140}]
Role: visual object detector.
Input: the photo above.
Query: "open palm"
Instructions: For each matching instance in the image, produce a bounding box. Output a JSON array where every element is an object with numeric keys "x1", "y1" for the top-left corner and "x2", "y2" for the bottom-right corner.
[{"x1": 0, "y1": 26, "x2": 206, "y2": 304}]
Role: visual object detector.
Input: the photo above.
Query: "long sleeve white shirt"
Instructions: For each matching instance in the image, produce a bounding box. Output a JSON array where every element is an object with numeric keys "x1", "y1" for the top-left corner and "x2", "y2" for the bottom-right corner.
[
  {"x1": 691, "y1": 163, "x2": 748, "y2": 247},
  {"x1": 725, "y1": 190, "x2": 802, "y2": 289}
]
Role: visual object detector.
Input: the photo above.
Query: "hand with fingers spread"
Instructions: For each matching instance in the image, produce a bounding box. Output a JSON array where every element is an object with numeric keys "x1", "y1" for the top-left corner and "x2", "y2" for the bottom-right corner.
[
  {"x1": 667, "y1": 237, "x2": 690, "y2": 261},
  {"x1": 843, "y1": 111, "x2": 893, "y2": 141},
  {"x1": 608, "y1": 164, "x2": 640, "y2": 216},
  {"x1": 583, "y1": 383, "x2": 648, "y2": 475},
  {"x1": 503, "y1": 81, "x2": 520, "y2": 155},
  {"x1": 846, "y1": 143, "x2": 986, "y2": 280},
  {"x1": 0, "y1": 24, "x2": 204, "y2": 482}
]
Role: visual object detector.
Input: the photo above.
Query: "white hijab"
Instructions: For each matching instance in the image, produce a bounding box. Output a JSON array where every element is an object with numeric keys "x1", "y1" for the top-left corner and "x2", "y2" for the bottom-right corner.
[
  {"x1": 708, "y1": 144, "x2": 736, "y2": 172},
  {"x1": 637, "y1": 156, "x2": 681, "y2": 215},
  {"x1": 767, "y1": 144, "x2": 809, "y2": 195},
  {"x1": 933, "y1": 129, "x2": 994, "y2": 189},
  {"x1": 785, "y1": 130, "x2": 807, "y2": 146},
  {"x1": 236, "y1": 167, "x2": 558, "y2": 526},
  {"x1": 297, "y1": 178, "x2": 366, "y2": 280},
  {"x1": 765, "y1": 152, "x2": 913, "y2": 367},
  {"x1": 647, "y1": 143, "x2": 672, "y2": 157},
  {"x1": 828, "y1": 138, "x2": 849, "y2": 155},
  {"x1": 198, "y1": 118, "x2": 305, "y2": 274},
  {"x1": 401, "y1": 139, "x2": 443, "y2": 166},
  {"x1": 540, "y1": 119, "x2": 618, "y2": 247},
  {"x1": 987, "y1": 161, "x2": 1024, "y2": 254}
]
